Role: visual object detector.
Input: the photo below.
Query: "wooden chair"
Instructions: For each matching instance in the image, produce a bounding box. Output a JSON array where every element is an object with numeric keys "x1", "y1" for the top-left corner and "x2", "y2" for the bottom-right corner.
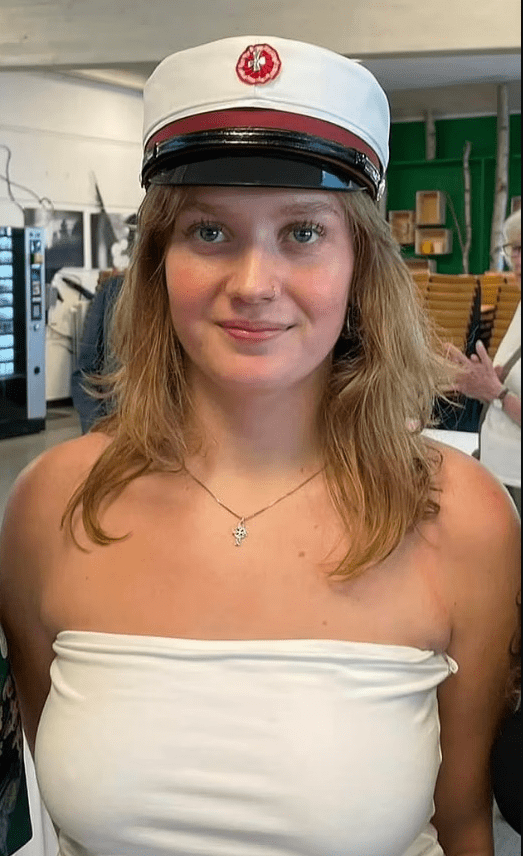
[
  {"x1": 430, "y1": 273, "x2": 478, "y2": 285},
  {"x1": 426, "y1": 293, "x2": 475, "y2": 307},
  {"x1": 482, "y1": 271, "x2": 518, "y2": 285},
  {"x1": 432, "y1": 309, "x2": 475, "y2": 349},
  {"x1": 426, "y1": 281, "x2": 478, "y2": 296},
  {"x1": 411, "y1": 271, "x2": 430, "y2": 284},
  {"x1": 486, "y1": 277, "x2": 519, "y2": 356},
  {"x1": 422, "y1": 275, "x2": 479, "y2": 352},
  {"x1": 479, "y1": 277, "x2": 502, "y2": 308},
  {"x1": 411, "y1": 272, "x2": 430, "y2": 298},
  {"x1": 478, "y1": 304, "x2": 496, "y2": 351},
  {"x1": 489, "y1": 306, "x2": 520, "y2": 357}
]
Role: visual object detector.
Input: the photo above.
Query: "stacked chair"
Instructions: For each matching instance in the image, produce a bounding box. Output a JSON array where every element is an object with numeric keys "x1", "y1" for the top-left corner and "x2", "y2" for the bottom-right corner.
[
  {"x1": 478, "y1": 273, "x2": 520, "y2": 358},
  {"x1": 412, "y1": 271, "x2": 519, "y2": 357},
  {"x1": 411, "y1": 271, "x2": 430, "y2": 301},
  {"x1": 413, "y1": 273, "x2": 479, "y2": 352},
  {"x1": 411, "y1": 271, "x2": 519, "y2": 432}
]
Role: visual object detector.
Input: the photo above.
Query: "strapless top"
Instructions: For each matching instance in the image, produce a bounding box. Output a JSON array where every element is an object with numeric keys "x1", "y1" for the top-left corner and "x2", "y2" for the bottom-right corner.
[{"x1": 35, "y1": 632, "x2": 458, "y2": 856}]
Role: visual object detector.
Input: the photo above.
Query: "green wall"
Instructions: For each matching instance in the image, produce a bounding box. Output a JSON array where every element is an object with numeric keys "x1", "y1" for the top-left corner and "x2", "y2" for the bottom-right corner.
[{"x1": 386, "y1": 114, "x2": 521, "y2": 274}]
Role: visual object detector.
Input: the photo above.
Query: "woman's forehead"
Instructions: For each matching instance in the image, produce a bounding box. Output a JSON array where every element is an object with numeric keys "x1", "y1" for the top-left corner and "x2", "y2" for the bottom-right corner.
[{"x1": 179, "y1": 186, "x2": 347, "y2": 217}]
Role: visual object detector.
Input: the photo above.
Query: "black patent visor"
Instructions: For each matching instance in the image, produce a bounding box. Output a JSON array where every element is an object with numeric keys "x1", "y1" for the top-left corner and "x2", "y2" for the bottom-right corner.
[
  {"x1": 141, "y1": 128, "x2": 383, "y2": 199},
  {"x1": 147, "y1": 155, "x2": 367, "y2": 193}
]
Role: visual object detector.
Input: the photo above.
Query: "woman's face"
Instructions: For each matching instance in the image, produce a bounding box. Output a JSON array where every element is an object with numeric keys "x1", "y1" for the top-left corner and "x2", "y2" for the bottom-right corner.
[{"x1": 164, "y1": 187, "x2": 354, "y2": 395}]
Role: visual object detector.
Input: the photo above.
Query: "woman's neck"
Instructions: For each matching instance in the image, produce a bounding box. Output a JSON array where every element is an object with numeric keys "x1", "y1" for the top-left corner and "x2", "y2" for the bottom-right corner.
[{"x1": 185, "y1": 374, "x2": 325, "y2": 479}]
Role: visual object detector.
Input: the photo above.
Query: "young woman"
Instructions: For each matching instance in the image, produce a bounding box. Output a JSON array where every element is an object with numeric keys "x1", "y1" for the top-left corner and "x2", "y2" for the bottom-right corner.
[{"x1": 0, "y1": 36, "x2": 520, "y2": 856}]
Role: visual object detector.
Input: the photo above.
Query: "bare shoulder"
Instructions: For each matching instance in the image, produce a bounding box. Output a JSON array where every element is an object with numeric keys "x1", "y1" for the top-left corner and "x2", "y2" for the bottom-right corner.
[
  {"x1": 422, "y1": 437, "x2": 519, "y2": 655},
  {"x1": 3, "y1": 431, "x2": 110, "y2": 527},
  {"x1": 424, "y1": 437, "x2": 519, "y2": 694},
  {"x1": 0, "y1": 431, "x2": 111, "y2": 596},
  {"x1": 7, "y1": 430, "x2": 110, "y2": 500},
  {"x1": 425, "y1": 438, "x2": 520, "y2": 566}
]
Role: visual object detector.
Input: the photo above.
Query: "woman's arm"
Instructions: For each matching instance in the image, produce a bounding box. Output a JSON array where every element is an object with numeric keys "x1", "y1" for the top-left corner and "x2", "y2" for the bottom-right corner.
[
  {"x1": 430, "y1": 449, "x2": 521, "y2": 855},
  {"x1": 0, "y1": 457, "x2": 60, "y2": 755},
  {"x1": 0, "y1": 434, "x2": 109, "y2": 754}
]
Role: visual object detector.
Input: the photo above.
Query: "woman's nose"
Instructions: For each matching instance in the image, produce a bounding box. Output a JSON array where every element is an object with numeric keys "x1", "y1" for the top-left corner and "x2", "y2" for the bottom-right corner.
[{"x1": 225, "y1": 247, "x2": 279, "y2": 303}]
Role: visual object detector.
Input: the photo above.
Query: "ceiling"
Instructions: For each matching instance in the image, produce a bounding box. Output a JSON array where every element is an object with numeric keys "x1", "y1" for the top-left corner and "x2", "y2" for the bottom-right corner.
[
  {"x1": 1, "y1": 0, "x2": 520, "y2": 121},
  {"x1": 55, "y1": 52, "x2": 521, "y2": 121}
]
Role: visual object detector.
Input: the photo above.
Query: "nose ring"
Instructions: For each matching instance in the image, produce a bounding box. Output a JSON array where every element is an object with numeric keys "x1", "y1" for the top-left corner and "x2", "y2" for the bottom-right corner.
[{"x1": 267, "y1": 285, "x2": 277, "y2": 300}]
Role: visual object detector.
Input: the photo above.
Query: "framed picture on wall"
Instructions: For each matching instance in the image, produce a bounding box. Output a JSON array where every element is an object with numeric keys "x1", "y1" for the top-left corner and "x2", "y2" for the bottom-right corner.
[
  {"x1": 91, "y1": 211, "x2": 136, "y2": 270},
  {"x1": 24, "y1": 209, "x2": 84, "y2": 284}
]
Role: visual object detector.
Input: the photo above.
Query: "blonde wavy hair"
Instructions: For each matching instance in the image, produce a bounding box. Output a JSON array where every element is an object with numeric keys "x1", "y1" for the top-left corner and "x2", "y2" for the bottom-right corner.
[{"x1": 64, "y1": 184, "x2": 450, "y2": 578}]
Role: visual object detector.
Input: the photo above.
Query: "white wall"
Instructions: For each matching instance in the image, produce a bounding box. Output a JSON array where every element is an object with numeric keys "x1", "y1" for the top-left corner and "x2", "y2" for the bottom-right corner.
[
  {"x1": 0, "y1": 71, "x2": 143, "y2": 229},
  {"x1": 0, "y1": 71, "x2": 144, "y2": 400}
]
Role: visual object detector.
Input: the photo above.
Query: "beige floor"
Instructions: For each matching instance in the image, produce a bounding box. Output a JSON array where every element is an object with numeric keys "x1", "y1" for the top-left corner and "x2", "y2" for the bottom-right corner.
[{"x1": 0, "y1": 405, "x2": 520, "y2": 854}]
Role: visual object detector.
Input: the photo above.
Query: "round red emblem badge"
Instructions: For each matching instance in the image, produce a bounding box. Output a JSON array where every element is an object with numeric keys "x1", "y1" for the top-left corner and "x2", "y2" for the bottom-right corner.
[{"x1": 236, "y1": 44, "x2": 282, "y2": 85}]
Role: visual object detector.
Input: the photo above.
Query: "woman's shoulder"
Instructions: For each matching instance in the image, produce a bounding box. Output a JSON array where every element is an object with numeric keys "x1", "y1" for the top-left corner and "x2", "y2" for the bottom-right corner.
[
  {"x1": 1, "y1": 431, "x2": 112, "y2": 546},
  {"x1": 12, "y1": 429, "x2": 110, "y2": 487},
  {"x1": 427, "y1": 438, "x2": 519, "y2": 532},
  {"x1": 423, "y1": 438, "x2": 520, "y2": 592},
  {"x1": 0, "y1": 432, "x2": 114, "y2": 624}
]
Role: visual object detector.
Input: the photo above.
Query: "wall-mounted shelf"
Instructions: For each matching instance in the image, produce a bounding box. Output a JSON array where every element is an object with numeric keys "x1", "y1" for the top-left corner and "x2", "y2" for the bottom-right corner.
[
  {"x1": 415, "y1": 190, "x2": 446, "y2": 226},
  {"x1": 388, "y1": 210, "x2": 415, "y2": 245},
  {"x1": 404, "y1": 257, "x2": 437, "y2": 273},
  {"x1": 415, "y1": 228, "x2": 453, "y2": 256}
]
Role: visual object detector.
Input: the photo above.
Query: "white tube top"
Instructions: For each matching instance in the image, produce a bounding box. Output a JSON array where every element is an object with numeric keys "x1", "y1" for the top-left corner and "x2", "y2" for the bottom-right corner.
[{"x1": 35, "y1": 632, "x2": 458, "y2": 856}]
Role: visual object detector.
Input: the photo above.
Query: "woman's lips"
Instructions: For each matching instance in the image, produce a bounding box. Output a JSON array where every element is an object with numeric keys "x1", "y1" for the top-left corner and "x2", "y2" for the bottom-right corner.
[{"x1": 219, "y1": 321, "x2": 291, "y2": 342}]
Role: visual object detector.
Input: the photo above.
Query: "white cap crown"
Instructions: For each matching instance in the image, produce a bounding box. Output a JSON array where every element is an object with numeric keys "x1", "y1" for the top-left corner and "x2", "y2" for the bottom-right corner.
[{"x1": 142, "y1": 36, "x2": 390, "y2": 198}]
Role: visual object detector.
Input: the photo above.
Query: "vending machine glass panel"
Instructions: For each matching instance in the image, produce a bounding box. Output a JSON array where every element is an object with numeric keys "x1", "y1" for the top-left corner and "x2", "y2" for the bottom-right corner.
[{"x1": 0, "y1": 227, "x2": 46, "y2": 439}]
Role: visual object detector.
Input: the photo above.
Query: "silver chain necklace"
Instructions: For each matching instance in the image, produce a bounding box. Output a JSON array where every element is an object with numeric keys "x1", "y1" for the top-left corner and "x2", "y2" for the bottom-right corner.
[{"x1": 184, "y1": 466, "x2": 324, "y2": 546}]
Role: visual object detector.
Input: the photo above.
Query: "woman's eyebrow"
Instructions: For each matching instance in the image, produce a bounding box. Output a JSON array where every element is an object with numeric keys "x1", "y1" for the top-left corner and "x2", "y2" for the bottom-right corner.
[
  {"x1": 177, "y1": 202, "x2": 226, "y2": 216},
  {"x1": 178, "y1": 200, "x2": 344, "y2": 218},
  {"x1": 277, "y1": 201, "x2": 344, "y2": 219}
]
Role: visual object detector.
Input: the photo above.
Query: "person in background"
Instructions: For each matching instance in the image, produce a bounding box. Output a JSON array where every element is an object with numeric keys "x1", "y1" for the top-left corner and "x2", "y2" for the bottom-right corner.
[
  {"x1": 446, "y1": 209, "x2": 521, "y2": 513},
  {"x1": 71, "y1": 214, "x2": 135, "y2": 433},
  {"x1": 71, "y1": 274, "x2": 123, "y2": 433},
  {"x1": 0, "y1": 36, "x2": 520, "y2": 856}
]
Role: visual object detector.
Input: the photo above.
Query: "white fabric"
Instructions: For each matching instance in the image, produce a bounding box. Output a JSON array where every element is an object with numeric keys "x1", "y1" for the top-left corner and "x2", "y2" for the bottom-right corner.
[
  {"x1": 480, "y1": 302, "x2": 521, "y2": 487},
  {"x1": 143, "y1": 36, "x2": 390, "y2": 170},
  {"x1": 16, "y1": 737, "x2": 58, "y2": 856},
  {"x1": 35, "y1": 631, "x2": 457, "y2": 856},
  {"x1": 422, "y1": 428, "x2": 478, "y2": 456}
]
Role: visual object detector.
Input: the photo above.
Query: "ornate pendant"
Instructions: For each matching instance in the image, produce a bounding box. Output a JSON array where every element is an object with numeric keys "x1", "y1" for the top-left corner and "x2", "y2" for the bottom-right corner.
[{"x1": 233, "y1": 519, "x2": 248, "y2": 546}]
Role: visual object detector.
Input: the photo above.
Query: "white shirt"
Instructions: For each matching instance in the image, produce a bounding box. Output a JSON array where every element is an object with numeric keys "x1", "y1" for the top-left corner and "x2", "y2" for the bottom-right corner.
[
  {"x1": 35, "y1": 631, "x2": 457, "y2": 856},
  {"x1": 480, "y1": 303, "x2": 521, "y2": 487}
]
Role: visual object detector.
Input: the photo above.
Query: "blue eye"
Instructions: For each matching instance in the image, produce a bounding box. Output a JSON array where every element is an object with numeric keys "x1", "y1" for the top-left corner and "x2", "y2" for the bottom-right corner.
[
  {"x1": 184, "y1": 221, "x2": 225, "y2": 243},
  {"x1": 196, "y1": 224, "x2": 224, "y2": 243},
  {"x1": 290, "y1": 223, "x2": 324, "y2": 244}
]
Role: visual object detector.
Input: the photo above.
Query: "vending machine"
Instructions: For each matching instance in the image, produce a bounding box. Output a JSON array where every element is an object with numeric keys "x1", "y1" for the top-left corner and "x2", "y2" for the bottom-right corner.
[{"x1": 0, "y1": 226, "x2": 46, "y2": 439}]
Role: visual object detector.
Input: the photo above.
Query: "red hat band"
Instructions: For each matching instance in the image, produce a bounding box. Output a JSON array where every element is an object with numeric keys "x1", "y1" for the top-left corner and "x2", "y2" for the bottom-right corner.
[{"x1": 145, "y1": 109, "x2": 381, "y2": 172}]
